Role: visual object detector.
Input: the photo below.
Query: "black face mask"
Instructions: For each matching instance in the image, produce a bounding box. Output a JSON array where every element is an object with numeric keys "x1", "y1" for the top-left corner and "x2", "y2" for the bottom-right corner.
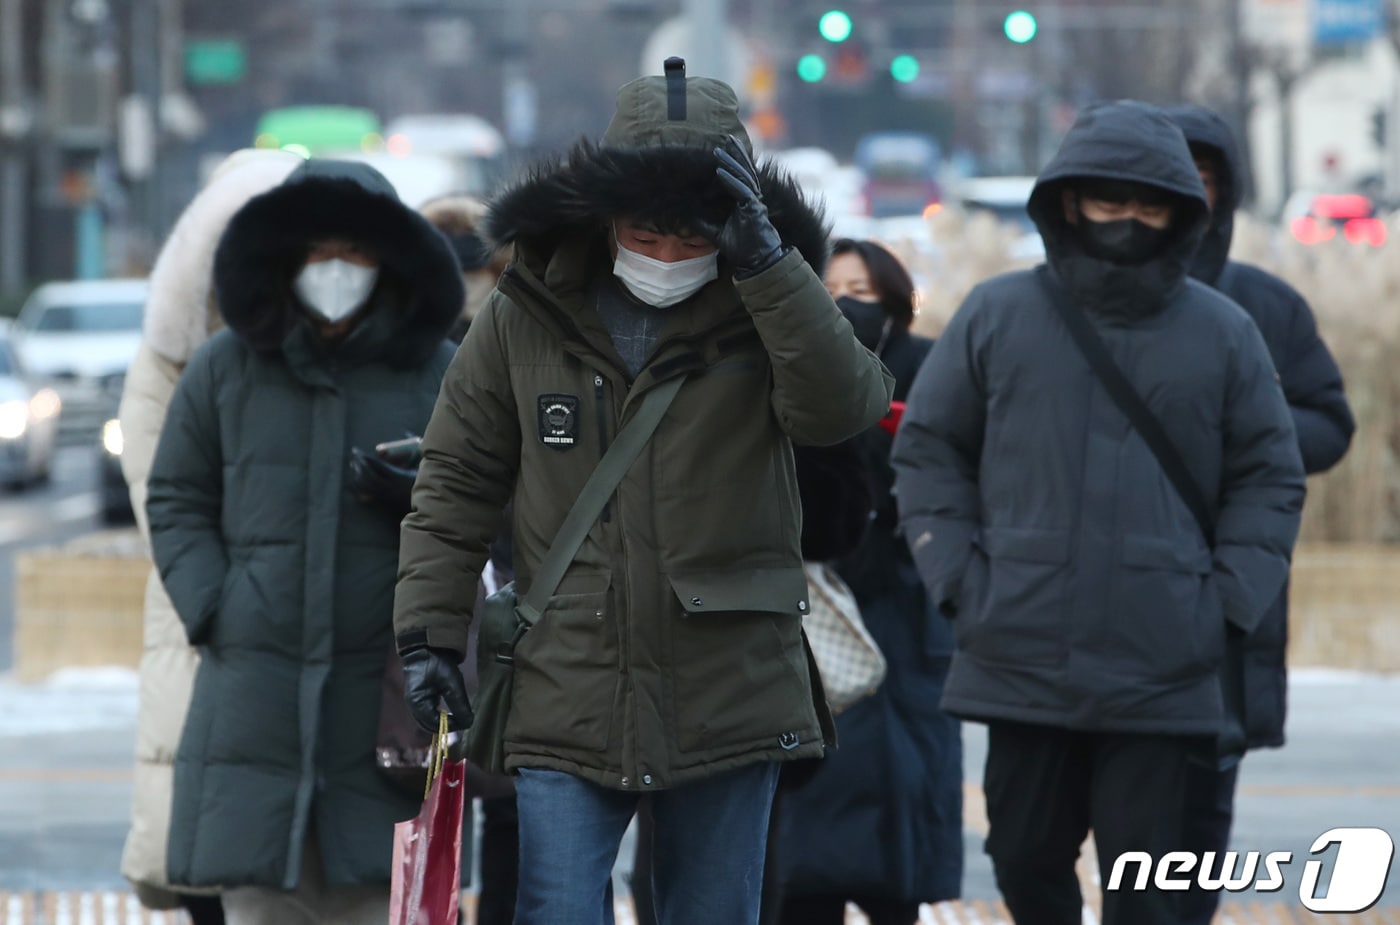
[
  {"x1": 836, "y1": 296, "x2": 891, "y2": 351},
  {"x1": 1078, "y1": 217, "x2": 1171, "y2": 266}
]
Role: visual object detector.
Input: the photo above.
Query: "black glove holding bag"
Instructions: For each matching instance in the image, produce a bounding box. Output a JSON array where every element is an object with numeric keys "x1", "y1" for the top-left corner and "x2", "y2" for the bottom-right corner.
[
  {"x1": 700, "y1": 135, "x2": 789, "y2": 279},
  {"x1": 401, "y1": 646, "x2": 475, "y2": 733}
]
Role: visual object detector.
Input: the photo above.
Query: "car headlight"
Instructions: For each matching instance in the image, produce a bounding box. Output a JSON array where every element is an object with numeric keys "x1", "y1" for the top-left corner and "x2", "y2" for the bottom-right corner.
[
  {"x1": 102, "y1": 418, "x2": 124, "y2": 456},
  {"x1": 29, "y1": 388, "x2": 60, "y2": 421},
  {"x1": 0, "y1": 399, "x2": 27, "y2": 440}
]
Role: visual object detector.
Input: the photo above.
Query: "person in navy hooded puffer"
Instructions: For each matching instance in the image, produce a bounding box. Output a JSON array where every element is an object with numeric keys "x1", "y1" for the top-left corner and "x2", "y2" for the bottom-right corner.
[
  {"x1": 891, "y1": 101, "x2": 1306, "y2": 925},
  {"x1": 1163, "y1": 102, "x2": 1354, "y2": 925}
]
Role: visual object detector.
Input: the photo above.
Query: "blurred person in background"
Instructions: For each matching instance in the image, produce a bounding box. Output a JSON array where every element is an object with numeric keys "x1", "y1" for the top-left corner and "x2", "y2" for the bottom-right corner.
[
  {"x1": 419, "y1": 194, "x2": 513, "y2": 344},
  {"x1": 1163, "y1": 103, "x2": 1355, "y2": 925},
  {"x1": 892, "y1": 101, "x2": 1306, "y2": 925},
  {"x1": 417, "y1": 193, "x2": 521, "y2": 925},
  {"x1": 117, "y1": 146, "x2": 302, "y2": 925},
  {"x1": 392, "y1": 58, "x2": 892, "y2": 925},
  {"x1": 144, "y1": 158, "x2": 463, "y2": 925},
  {"x1": 769, "y1": 238, "x2": 962, "y2": 925}
]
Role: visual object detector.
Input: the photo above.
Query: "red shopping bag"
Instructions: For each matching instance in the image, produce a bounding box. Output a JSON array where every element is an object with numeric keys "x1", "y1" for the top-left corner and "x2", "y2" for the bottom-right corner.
[{"x1": 390, "y1": 713, "x2": 467, "y2": 925}]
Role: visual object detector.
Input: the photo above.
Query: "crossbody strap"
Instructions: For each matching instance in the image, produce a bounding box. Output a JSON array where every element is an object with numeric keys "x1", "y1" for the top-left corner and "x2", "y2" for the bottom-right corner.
[
  {"x1": 516, "y1": 374, "x2": 686, "y2": 625},
  {"x1": 1035, "y1": 266, "x2": 1216, "y2": 545}
]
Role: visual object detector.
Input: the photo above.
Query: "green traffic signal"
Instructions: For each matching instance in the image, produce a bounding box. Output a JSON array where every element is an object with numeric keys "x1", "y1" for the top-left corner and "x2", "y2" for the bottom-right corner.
[
  {"x1": 890, "y1": 55, "x2": 919, "y2": 83},
  {"x1": 797, "y1": 54, "x2": 828, "y2": 82},
  {"x1": 818, "y1": 9, "x2": 853, "y2": 42},
  {"x1": 1004, "y1": 10, "x2": 1037, "y2": 43}
]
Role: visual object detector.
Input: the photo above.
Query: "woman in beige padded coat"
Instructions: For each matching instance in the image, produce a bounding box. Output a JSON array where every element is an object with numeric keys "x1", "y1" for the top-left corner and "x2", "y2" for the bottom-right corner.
[{"x1": 117, "y1": 148, "x2": 302, "y2": 920}]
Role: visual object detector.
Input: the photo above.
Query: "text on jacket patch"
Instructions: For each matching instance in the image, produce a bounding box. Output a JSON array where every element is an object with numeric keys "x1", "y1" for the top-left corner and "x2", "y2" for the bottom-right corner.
[{"x1": 538, "y1": 394, "x2": 581, "y2": 449}]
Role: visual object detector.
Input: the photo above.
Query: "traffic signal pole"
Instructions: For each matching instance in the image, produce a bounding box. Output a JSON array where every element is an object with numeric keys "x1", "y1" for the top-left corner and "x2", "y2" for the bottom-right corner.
[{"x1": 0, "y1": 0, "x2": 27, "y2": 295}]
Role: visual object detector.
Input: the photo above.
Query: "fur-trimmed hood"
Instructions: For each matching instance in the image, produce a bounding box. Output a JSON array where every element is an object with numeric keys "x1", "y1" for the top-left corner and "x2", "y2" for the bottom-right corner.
[
  {"x1": 485, "y1": 62, "x2": 830, "y2": 277},
  {"x1": 142, "y1": 150, "x2": 303, "y2": 365},
  {"x1": 213, "y1": 158, "x2": 464, "y2": 368},
  {"x1": 486, "y1": 142, "x2": 830, "y2": 278}
]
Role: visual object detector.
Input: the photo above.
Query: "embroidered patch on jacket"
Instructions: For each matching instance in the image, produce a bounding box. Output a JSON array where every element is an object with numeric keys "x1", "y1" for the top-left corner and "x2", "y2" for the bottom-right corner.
[{"x1": 537, "y1": 394, "x2": 580, "y2": 450}]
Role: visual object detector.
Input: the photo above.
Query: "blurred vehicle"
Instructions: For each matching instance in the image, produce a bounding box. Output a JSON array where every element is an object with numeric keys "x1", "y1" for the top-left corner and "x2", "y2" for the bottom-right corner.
[
  {"x1": 854, "y1": 132, "x2": 943, "y2": 219},
  {"x1": 1283, "y1": 192, "x2": 1387, "y2": 247},
  {"x1": 253, "y1": 105, "x2": 382, "y2": 157},
  {"x1": 954, "y1": 175, "x2": 1044, "y2": 261},
  {"x1": 0, "y1": 320, "x2": 61, "y2": 489},
  {"x1": 337, "y1": 152, "x2": 481, "y2": 210},
  {"x1": 382, "y1": 113, "x2": 508, "y2": 195},
  {"x1": 11, "y1": 278, "x2": 147, "y2": 439},
  {"x1": 99, "y1": 416, "x2": 131, "y2": 523}
]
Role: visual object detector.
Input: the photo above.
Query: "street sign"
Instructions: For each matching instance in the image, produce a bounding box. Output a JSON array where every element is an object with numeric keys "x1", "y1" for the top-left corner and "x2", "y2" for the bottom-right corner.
[
  {"x1": 1313, "y1": 0, "x2": 1383, "y2": 46},
  {"x1": 185, "y1": 40, "x2": 246, "y2": 86}
]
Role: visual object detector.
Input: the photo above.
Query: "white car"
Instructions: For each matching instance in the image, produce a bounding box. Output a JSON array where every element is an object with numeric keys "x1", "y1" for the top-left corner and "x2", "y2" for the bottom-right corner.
[
  {"x1": 0, "y1": 320, "x2": 61, "y2": 488},
  {"x1": 11, "y1": 278, "x2": 148, "y2": 438}
]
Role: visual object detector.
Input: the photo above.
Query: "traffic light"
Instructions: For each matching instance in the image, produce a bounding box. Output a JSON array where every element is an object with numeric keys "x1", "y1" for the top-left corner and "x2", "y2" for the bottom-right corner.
[
  {"x1": 890, "y1": 55, "x2": 920, "y2": 83},
  {"x1": 818, "y1": 10, "x2": 854, "y2": 42},
  {"x1": 1004, "y1": 10, "x2": 1038, "y2": 43},
  {"x1": 797, "y1": 54, "x2": 828, "y2": 83}
]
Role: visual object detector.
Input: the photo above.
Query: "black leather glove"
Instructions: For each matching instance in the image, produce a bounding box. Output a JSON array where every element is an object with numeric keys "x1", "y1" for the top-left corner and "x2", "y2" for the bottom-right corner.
[
  {"x1": 701, "y1": 135, "x2": 789, "y2": 279},
  {"x1": 401, "y1": 646, "x2": 475, "y2": 733},
  {"x1": 348, "y1": 447, "x2": 416, "y2": 517}
]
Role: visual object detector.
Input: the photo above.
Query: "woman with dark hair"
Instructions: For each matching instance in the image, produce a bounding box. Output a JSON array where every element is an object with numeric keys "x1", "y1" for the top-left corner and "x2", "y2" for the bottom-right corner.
[{"x1": 770, "y1": 238, "x2": 964, "y2": 925}]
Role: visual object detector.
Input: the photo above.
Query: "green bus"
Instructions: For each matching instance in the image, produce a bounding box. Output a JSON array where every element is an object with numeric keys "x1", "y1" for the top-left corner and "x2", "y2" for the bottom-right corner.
[{"x1": 253, "y1": 106, "x2": 383, "y2": 157}]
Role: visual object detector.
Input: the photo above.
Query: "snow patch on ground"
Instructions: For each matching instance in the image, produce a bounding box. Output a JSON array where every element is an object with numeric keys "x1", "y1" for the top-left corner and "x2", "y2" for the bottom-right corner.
[{"x1": 0, "y1": 667, "x2": 139, "y2": 737}]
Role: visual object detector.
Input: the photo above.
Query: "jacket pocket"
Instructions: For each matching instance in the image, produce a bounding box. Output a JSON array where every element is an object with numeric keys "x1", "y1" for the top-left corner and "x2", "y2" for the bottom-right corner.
[
  {"x1": 507, "y1": 571, "x2": 619, "y2": 753},
  {"x1": 960, "y1": 527, "x2": 1071, "y2": 665},
  {"x1": 1113, "y1": 535, "x2": 1217, "y2": 682},
  {"x1": 665, "y1": 567, "x2": 817, "y2": 754}
]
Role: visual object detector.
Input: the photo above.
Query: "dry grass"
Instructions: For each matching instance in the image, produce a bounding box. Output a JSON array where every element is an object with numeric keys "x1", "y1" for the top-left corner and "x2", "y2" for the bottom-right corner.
[{"x1": 873, "y1": 209, "x2": 1392, "y2": 543}]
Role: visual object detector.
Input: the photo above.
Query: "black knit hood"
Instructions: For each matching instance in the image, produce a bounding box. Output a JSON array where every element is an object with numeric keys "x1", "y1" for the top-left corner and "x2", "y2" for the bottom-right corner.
[
  {"x1": 485, "y1": 61, "x2": 831, "y2": 277},
  {"x1": 213, "y1": 158, "x2": 464, "y2": 368}
]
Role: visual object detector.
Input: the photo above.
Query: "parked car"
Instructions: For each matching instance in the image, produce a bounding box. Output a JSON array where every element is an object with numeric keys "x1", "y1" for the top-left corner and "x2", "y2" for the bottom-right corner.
[
  {"x1": 0, "y1": 320, "x2": 62, "y2": 489},
  {"x1": 99, "y1": 416, "x2": 131, "y2": 523},
  {"x1": 1283, "y1": 192, "x2": 1387, "y2": 247},
  {"x1": 10, "y1": 279, "x2": 147, "y2": 440}
]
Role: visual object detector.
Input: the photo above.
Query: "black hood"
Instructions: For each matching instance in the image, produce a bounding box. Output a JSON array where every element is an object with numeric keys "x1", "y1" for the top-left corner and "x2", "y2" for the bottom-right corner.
[
  {"x1": 1028, "y1": 101, "x2": 1210, "y2": 320},
  {"x1": 484, "y1": 140, "x2": 831, "y2": 278},
  {"x1": 213, "y1": 158, "x2": 464, "y2": 368},
  {"x1": 1162, "y1": 104, "x2": 1245, "y2": 285}
]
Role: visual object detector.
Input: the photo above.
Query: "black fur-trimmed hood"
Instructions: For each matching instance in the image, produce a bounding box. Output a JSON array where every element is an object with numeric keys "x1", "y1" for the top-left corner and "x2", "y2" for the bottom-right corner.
[
  {"x1": 486, "y1": 63, "x2": 829, "y2": 276},
  {"x1": 213, "y1": 158, "x2": 464, "y2": 367},
  {"x1": 486, "y1": 141, "x2": 831, "y2": 277}
]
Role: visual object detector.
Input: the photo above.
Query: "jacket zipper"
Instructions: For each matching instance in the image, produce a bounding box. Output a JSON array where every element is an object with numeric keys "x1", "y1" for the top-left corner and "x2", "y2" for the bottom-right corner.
[{"x1": 595, "y1": 373, "x2": 611, "y2": 523}]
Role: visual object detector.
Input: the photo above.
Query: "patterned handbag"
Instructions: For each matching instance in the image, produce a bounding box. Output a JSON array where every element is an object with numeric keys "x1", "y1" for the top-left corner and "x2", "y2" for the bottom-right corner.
[{"x1": 802, "y1": 562, "x2": 887, "y2": 714}]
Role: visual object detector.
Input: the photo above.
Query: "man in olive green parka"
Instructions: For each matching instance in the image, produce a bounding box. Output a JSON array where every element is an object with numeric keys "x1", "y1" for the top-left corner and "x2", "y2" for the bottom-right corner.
[{"x1": 393, "y1": 59, "x2": 893, "y2": 925}]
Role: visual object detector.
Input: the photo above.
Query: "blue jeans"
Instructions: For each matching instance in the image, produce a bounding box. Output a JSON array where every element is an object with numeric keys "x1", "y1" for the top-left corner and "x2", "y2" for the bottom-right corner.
[{"x1": 514, "y1": 762, "x2": 781, "y2": 925}]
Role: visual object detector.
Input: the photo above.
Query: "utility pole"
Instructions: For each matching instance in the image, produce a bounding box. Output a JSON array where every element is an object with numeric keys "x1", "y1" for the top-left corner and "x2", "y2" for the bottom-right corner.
[{"x1": 0, "y1": 0, "x2": 30, "y2": 296}]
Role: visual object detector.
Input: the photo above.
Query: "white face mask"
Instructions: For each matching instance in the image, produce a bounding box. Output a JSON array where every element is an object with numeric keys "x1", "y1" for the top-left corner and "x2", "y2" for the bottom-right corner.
[
  {"x1": 294, "y1": 258, "x2": 380, "y2": 323},
  {"x1": 613, "y1": 239, "x2": 719, "y2": 309}
]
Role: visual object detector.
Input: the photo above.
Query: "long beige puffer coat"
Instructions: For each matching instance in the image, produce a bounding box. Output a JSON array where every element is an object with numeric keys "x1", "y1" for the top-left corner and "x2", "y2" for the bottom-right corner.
[{"x1": 117, "y1": 149, "x2": 302, "y2": 909}]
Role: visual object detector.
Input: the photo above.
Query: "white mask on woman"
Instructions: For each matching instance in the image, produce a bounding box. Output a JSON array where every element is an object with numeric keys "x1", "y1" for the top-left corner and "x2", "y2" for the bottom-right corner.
[
  {"x1": 294, "y1": 258, "x2": 380, "y2": 323},
  {"x1": 613, "y1": 240, "x2": 719, "y2": 308}
]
